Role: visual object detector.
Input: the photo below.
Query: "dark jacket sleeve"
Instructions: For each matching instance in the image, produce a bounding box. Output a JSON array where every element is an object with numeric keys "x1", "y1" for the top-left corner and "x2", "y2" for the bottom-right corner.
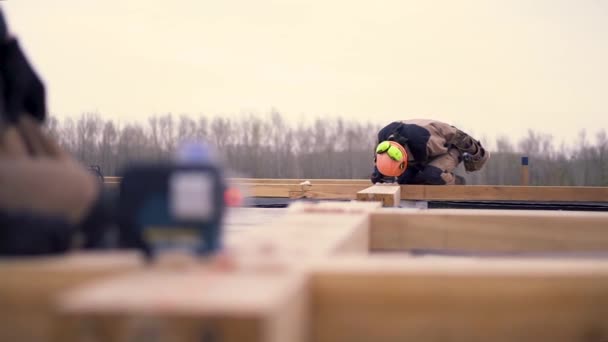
[
  {"x1": 0, "y1": 210, "x2": 74, "y2": 256},
  {"x1": 377, "y1": 122, "x2": 401, "y2": 143},
  {"x1": 377, "y1": 121, "x2": 431, "y2": 163}
]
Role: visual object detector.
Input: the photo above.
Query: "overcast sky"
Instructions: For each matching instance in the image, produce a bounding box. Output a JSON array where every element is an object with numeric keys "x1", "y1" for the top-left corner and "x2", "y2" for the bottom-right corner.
[{"x1": 3, "y1": 0, "x2": 607, "y2": 147}]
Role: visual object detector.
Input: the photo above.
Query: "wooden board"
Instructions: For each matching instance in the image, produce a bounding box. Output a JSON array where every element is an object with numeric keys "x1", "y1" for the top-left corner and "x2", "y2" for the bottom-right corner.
[
  {"x1": 56, "y1": 269, "x2": 308, "y2": 342},
  {"x1": 223, "y1": 208, "x2": 288, "y2": 232},
  {"x1": 400, "y1": 184, "x2": 608, "y2": 202},
  {"x1": 356, "y1": 185, "x2": 401, "y2": 207},
  {"x1": 370, "y1": 209, "x2": 608, "y2": 252},
  {"x1": 248, "y1": 183, "x2": 608, "y2": 202},
  {"x1": 104, "y1": 177, "x2": 371, "y2": 185},
  {"x1": 0, "y1": 252, "x2": 143, "y2": 341},
  {"x1": 312, "y1": 256, "x2": 608, "y2": 342},
  {"x1": 229, "y1": 178, "x2": 371, "y2": 185},
  {"x1": 104, "y1": 177, "x2": 608, "y2": 203},
  {"x1": 7, "y1": 201, "x2": 608, "y2": 342},
  {"x1": 225, "y1": 201, "x2": 379, "y2": 260},
  {"x1": 54, "y1": 202, "x2": 378, "y2": 342},
  {"x1": 240, "y1": 184, "x2": 368, "y2": 199}
]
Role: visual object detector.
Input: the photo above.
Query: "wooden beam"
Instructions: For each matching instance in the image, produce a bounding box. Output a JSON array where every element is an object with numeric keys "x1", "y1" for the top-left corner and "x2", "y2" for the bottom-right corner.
[
  {"x1": 289, "y1": 184, "x2": 369, "y2": 200},
  {"x1": 312, "y1": 256, "x2": 608, "y2": 342},
  {"x1": 225, "y1": 201, "x2": 378, "y2": 258},
  {"x1": 400, "y1": 185, "x2": 608, "y2": 202},
  {"x1": 239, "y1": 184, "x2": 368, "y2": 199},
  {"x1": 356, "y1": 184, "x2": 401, "y2": 207},
  {"x1": 370, "y1": 209, "x2": 608, "y2": 252},
  {"x1": 105, "y1": 181, "x2": 371, "y2": 200},
  {"x1": 54, "y1": 202, "x2": 378, "y2": 342},
  {"x1": 228, "y1": 178, "x2": 371, "y2": 185},
  {"x1": 104, "y1": 177, "x2": 608, "y2": 203},
  {"x1": 56, "y1": 269, "x2": 309, "y2": 342},
  {"x1": 0, "y1": 252, "x2": 143, "y2": 341},
  {"x1": 104, "y1": 177, "x2": 371, "y2": 185},
  {"x1": 520, "y1": 156, "x2": 530, "y2": 186}
]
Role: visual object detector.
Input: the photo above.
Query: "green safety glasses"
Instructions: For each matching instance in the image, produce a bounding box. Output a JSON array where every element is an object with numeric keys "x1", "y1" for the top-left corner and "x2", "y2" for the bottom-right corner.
[{"x1": 375, "y1": 141, "x2": 404, "y2": 162}]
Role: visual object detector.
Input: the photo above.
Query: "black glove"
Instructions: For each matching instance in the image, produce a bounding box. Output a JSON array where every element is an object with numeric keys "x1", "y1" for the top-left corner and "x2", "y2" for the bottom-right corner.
[
  {"x1": 370, "y1": 167, "x2": 385, "y2": 184},
  {"x1": 0, "y1": 8, "x2": 7, "y2": 42},
  {"x1": 0, "y1": 209, "x2": 74, "y2": 256},
  {"x1": 387, "y1": 132, "x2": 408, "y2": 147},
  {"x1": 0, "y1": 9, "x2": 46, "y2": 123},
  {"x1": 78, "y1": 187, "x2": 118, "y2": 249},
  {"x1": 370, "y1": 173, "x2": 384, "y2": 184}
]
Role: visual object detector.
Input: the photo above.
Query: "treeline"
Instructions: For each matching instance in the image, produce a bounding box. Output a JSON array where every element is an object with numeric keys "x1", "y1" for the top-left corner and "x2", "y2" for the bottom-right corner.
[{"x1": 43, "y1": 112, "x2": 608, "y2": 186}]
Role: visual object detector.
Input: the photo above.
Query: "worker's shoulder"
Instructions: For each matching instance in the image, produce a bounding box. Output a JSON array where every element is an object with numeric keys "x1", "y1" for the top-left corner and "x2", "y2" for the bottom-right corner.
[{"x1": 399, "y1": 119, "x2": 446, "y2": 126}]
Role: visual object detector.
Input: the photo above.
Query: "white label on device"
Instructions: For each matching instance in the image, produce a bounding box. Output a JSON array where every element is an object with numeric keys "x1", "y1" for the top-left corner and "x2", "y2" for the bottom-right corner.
[{"x1": 170, "y1": 172, "x2": 214, "y2": 220}]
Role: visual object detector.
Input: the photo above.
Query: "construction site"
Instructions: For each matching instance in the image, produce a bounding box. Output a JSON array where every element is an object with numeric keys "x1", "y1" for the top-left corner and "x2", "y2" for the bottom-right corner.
[
  {"x1": 3, "y1": 1, "x2": 608, "y2": 341},
  {"x1": 2, "y1": 173, "x2": 608, "y2": 342}
]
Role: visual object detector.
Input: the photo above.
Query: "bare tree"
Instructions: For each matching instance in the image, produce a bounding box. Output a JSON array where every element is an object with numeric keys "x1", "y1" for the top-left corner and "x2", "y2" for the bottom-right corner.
[
  {"x1": 158, "y1": 113, "x2": 176, "y2": 157},
  {"x1": 75, "y1": 112, "x2": 102, "y2": 164},
  {"x1": 42, "y1": 113, "x2": 608, "y2": 186}
]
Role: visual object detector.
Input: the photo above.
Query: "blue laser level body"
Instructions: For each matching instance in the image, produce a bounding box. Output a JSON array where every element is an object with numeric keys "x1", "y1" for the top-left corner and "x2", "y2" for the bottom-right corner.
[{"x1": 117, "y1": 147, "x2": 227, "y2": 260}]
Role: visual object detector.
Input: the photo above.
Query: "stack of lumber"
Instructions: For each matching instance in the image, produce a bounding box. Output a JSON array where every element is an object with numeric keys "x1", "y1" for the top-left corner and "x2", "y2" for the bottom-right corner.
[
  {"x1": 0, "y1": 252, "x2": 143, "y2": 341},
  {"x1": 2, "y1": 200, "x2": 608, "y2": 341},
  {"x1": 105, "y1": 177, "x2": 608, "y2": 202},
  {"x1": 53, "y1": 201, "x2": 379, "y2": 342}
]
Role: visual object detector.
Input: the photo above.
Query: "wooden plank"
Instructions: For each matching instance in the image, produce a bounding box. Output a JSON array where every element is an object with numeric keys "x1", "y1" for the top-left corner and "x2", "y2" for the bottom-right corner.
[
  {"x1": 312, "y1": 256, "x2": 608, "y2": 342},
  {"x1": 400, "y1": 185, "x2": 608, "y2": 202},
  {"x1": 241, "y1": 184, "x2": 303, "y2": 198},
  {"x1": 370, "y1": 209, "x2": 608, "y2": 252},
  {"x1": 356, "y1": 184, "x2": 401, "y2": 207},
  {"x1": 56, "y1": 269, "x2": 309, "y2": 342},
  {"x1": 55, "y1": 202, "x2": 377, "y2": 342},
  {"x1": 0, "y1": 252, "x2": 143, "y2": 342},
  {"x1": 108, "y1": 182, "x2": 362, "y2": 199},
  {"x1": 289, "y1": 184, "x2": 369, "y2": 200},
  {"x1": 521, "y1": 156, "x2": 530, "y2": 186},
  {"x1": 225, "y1": 201, "x2": 378, "y2": 259},
  {"x1": 229, "y1": 178, "x2": 371, "y2": 185},
  {"x1": 238, "y1": 184, "x2": 368, "y2": 199},
  {"x1": 223, "y1": 208, "x2": 287, "y2": 232},
  {"x1": 104, "y1": 177, "x2": 371, "y2": 185},
  {"x1": 104, "y1": 177, "x2": 608, "y2": 202}
]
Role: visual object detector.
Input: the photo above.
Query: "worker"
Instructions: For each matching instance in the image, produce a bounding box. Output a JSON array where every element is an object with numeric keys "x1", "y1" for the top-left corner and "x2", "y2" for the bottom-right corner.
[
  {"x1": 0, "y1": 6, "x2": 112, "y2": 255},
  {"x1": 371, "y1": 119, "x2": 489, "y2": 185}
]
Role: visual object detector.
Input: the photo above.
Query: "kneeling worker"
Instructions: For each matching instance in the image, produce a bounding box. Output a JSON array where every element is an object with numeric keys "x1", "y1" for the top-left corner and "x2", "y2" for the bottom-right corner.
[{"x1": 371, "y1": 119, "x2": 489, "y2": 185}]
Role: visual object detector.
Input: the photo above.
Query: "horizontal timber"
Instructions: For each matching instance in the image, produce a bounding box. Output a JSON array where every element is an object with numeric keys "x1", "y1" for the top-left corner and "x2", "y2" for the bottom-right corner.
[
  {"x1": 312, "y1": 256, "x2": 608, "y2": 342},
  {"x1": 104, "y1": 178, "x2": 608, "y2": 202},
  {"x1": 369, "y1": 209, "x2": 608, "y2": 252}
]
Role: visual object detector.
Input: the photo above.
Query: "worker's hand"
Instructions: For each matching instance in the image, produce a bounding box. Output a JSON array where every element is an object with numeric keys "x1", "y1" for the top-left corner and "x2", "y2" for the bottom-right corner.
[
  {"x1": 387, "y1": 132, "x2": 408, "y2": 147},
  {"x1": 1, "y1": 30, "x2": 46, "y2": 123},
  {"x1": 370, "y1": 170, "x2": 385, "y2": 184},
  {"x1": 0, "y1": 8, "x2": 7, "y2": 41},
  {"x1": 0, "y1": 158, "x2": 100, "y2": 225},
  {"x1": 78, "y1": 187, "x2": 117, "y2": 249}
]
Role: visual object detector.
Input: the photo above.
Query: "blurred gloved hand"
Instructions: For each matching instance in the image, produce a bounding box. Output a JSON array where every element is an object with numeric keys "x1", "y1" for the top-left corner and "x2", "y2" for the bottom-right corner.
[
  {"x1": 0, "y1": 7, "x2": 7, "y2": 40},
  {"x1": 0, "y1": 8, "x2": 46, "y2": 123},
  {"x1": 0, "y1": 7, "x2": 113, "y2": 256},
  {"x1": 370, "y1": 169, "x2": 385, "y2": 184},
  {"x1": 387, "y1": 132, "x2": 408, "y2": 147},
  {"x1": 0, "y1": 158, "x2": 111, "y2": 254},
  {"x1": 0, "y1": 158, "x2": 100, "y2": 224}
]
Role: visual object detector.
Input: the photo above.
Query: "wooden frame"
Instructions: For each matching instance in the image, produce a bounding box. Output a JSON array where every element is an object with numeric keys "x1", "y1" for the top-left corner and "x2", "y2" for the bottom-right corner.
[
  {"x1": 0, "y1": 252, "x2": 143, "y2": 341},
  {"x1": 311, "y1": 256, "x2": 608, "y2": 342},
  {"x1": 356, "y1": 184, "x2": 401, "y2": 207},
  {"x1": 105, "y1": 178, "x2": 608, "y2": 202},
  {"x1": 4, "y1": 202, "x2": 608, "y2": 341},
  {"x1": 370, "y1": 209, "x2": 608, "y2": 252}
]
